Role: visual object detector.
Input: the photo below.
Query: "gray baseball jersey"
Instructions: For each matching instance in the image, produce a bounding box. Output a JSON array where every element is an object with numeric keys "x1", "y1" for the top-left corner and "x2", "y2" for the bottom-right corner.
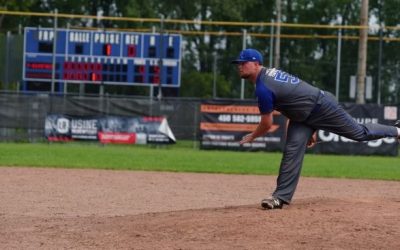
[{"x1": 256, "y1": 67, "x2": 321, "y2": 121}]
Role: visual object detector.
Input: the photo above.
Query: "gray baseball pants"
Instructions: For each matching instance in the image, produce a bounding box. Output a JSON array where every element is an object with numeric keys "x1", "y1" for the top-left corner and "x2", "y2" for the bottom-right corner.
[{"x1": 272, "y1": 91, "x2": 398, "y2": 203}]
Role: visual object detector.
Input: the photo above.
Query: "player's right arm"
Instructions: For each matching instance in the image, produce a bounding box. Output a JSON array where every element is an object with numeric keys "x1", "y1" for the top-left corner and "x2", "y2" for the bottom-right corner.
[{"x1": 240, "y1": 112, "x2": 273, "y2": 144}]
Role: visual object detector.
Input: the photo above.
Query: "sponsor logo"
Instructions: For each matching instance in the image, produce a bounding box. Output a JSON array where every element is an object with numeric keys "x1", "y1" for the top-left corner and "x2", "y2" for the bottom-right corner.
[
  {"x1": 56, "y1": 118, "x2": 70, "y2": 134},
  {"x1": 318, "y1": 130, "x2": 396, "y2": 148},
  {"x1": 98, "y1": 132, "x2": 136, "y2": 144}
]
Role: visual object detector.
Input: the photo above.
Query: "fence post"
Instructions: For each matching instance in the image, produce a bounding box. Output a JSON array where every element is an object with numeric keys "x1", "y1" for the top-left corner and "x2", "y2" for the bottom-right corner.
[
  {"x1": 240, "y1": 29, "x2": 247, "y2": 100},
  {"x1": 157, "y1": 15, "x2": 164, "y2": 101},
  {"x1": 335, "y1": 27, "x2": 342, "y2": 100},
  {"x1": 269, "y1": 20, "x2": 274, "y2": 68},
  {"x1": 377, "y1": 25, "x2": 383, "y2": 105},
  {"x1": 193, "y1": 102, "x2": 199, "y2": 149},
  {"x1": 4, "y1": 31, "x2": 11, "y2": 90},
  {"x1": 212, "y1": 52, "x2": 217, "y2": 99},
  {"x1": 51, "y1": 9, "x2": 58, "y2": 94}
]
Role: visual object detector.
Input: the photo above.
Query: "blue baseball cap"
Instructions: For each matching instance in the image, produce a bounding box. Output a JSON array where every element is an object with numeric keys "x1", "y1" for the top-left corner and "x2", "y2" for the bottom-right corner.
[{"x1": 231, "y1": 48, "x2": 263, "y2": 65}]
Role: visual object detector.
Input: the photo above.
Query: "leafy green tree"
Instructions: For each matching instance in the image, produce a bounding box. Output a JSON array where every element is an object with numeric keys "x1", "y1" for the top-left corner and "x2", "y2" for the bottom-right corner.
[
  {"x1": 153, "y1": 0, "x2": 275, "y2": 98},
  {"x1": 180, "y1": 70, "x2": 230, "y2": 98},
  {"x1": 278, "y1": 0, "x2": 360, "y2": 101},
  {"x1": 0, "y1": 0, "x2": 39, "y2": 32},
  {"x1": 368, "y1": 0, "x2": 400, "y2": 104},
  {"x1": 2, "y1": 0, "x2": 399, "y2": 103}
]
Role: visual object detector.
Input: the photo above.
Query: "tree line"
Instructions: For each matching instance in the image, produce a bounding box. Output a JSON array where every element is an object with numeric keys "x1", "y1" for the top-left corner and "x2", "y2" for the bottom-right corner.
[{"x1": 1, "y1": 0, "x2": 399, "y2": 104}]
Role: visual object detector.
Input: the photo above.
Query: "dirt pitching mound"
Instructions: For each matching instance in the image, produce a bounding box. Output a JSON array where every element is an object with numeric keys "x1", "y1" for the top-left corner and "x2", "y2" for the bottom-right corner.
[{"x1": 1, "y1": 167, "x2": 399, "y2": 249}]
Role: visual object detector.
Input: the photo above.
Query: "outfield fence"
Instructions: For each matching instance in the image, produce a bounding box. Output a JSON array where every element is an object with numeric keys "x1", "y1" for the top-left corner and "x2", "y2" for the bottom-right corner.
[
  {"x1": 1, "y1": 92, "x2": 399, "y2": 156},
  {"x1": 0, "y1": 92, "x2": 204, "y2": 142}
]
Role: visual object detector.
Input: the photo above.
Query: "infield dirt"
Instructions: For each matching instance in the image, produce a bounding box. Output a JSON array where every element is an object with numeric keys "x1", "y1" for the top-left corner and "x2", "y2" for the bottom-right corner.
[{"x1": 1, "y1": 167, "x2": 399, "y2": 249}]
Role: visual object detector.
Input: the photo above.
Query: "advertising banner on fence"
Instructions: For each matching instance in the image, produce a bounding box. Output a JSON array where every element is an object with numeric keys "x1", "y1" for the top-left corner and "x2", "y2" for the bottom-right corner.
[
  {"x1": 200, "y1": 101, "x2": 398, "y2": 156},
  {"x1": 313, "y1": 104, "x2": 398, "y2": 156},
  {"x1": 200, "y1": 101, "x2": 287, "y2": 151},
  {"x1": 45, "y1": 114, "x2": 176, "y2": 144}
]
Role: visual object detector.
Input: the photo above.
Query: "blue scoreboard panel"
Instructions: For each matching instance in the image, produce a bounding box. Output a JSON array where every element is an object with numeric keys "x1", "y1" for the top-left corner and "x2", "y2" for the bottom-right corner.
[{"x1": 23, "y1": 27, "x2": 182, "y2": 90}]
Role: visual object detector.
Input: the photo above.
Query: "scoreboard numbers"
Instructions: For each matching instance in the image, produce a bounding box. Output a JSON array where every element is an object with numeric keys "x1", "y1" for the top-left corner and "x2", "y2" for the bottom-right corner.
[{"x1": 23, "y1": 27, "x2": 182, "y2": 91}]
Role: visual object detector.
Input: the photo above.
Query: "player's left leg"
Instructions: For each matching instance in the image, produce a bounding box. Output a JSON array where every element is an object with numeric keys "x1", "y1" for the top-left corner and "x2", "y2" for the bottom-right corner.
[
  {"x1": 263, "y1": 121, "x2": 314, "y2": 209},
  {"x1": 306, "y1": 92, "x2": 398, "y2": 141}
]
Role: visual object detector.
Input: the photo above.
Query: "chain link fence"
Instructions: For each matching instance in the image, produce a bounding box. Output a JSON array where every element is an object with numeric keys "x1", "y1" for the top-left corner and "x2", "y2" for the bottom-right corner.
[
  {"x1": 0, "y1": 92, "x2": 202, "y2": 142},
  {"x1": 0, "y1": 33, "x2": 23, "y2": 90}
]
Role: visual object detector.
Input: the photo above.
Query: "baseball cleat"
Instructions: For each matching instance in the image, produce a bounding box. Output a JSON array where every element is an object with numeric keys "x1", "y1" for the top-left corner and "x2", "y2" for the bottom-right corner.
[{"x1": 261, "y1": 197, "x2": 283, "y2": 209}]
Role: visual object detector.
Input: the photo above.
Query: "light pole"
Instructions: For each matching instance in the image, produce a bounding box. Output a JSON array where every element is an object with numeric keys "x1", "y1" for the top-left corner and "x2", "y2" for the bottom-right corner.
[{"x1": 356, "y1": 0, "x2": 369, "y2": 104}]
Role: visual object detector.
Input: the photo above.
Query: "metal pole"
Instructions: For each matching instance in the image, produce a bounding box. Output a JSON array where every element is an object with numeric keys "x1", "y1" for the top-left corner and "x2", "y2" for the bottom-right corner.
[
  {"x1": 274, "y1": 0, "x2": 281, "y2": 68},
  {"x1": 192, "y1": 103, "x2": 199, "y2": 149},
  {"x1": 377, "y1": 0, "x2": 383, "y2": 105},
  {"x1": 4, "y1": 31, "x2": 10, "y2": 90},
  {"x1": 335, "y1": 28, "x2": 342, "y2": 100},
  {"x1": 149, "y1": 85, "x2": 154, "y2": 116},
  {"x1": 64, "y1": 22, "x2": 70, "y2": 95},
  {"x1": 51, "y1": 9, "x2": 58, "y2": 94},
  {"x1": 377, "y1": 26, "x2": 383, "y2": 105},
  {"x1": 356, "y1": 0, "x2": 369, "y2": 104},
  {"x1": 240, "y1": 29, "x2": 247, "y2": 100},
  {"x1": 157, "y1": 15, "x2": 164, "y2": 101},
  {"x1": 269, "y1": 19, "x2": 274, "y2": 68},
  {"x1": 99, "y1": 83, "x2": 104, "y2": 96},
  {"x1": 212, "y1": 53, "x2": 217, "y2": 99}
]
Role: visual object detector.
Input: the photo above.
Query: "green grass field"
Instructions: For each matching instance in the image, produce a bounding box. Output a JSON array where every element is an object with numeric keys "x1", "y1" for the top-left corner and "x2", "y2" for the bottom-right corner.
[{"x1": 0, "y1": 142, "x2": 399, "y2": 180}]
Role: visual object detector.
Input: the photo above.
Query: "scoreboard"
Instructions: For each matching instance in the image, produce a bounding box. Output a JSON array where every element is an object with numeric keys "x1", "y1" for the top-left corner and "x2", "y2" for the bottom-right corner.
[{"x1": 23, "y1": 27, "x2": 182, "y2": 90}]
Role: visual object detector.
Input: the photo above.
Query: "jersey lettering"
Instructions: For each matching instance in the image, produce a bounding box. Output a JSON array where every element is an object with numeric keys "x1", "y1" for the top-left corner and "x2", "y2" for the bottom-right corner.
[{"x1": 274, "y1": 70, "x2": 300, "y2": 84}]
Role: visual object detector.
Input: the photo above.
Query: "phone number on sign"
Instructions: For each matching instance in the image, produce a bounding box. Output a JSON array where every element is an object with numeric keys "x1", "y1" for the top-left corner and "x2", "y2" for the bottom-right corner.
[{"x1": 218, "y1": 114, "x2": 260, "y2": 123}]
